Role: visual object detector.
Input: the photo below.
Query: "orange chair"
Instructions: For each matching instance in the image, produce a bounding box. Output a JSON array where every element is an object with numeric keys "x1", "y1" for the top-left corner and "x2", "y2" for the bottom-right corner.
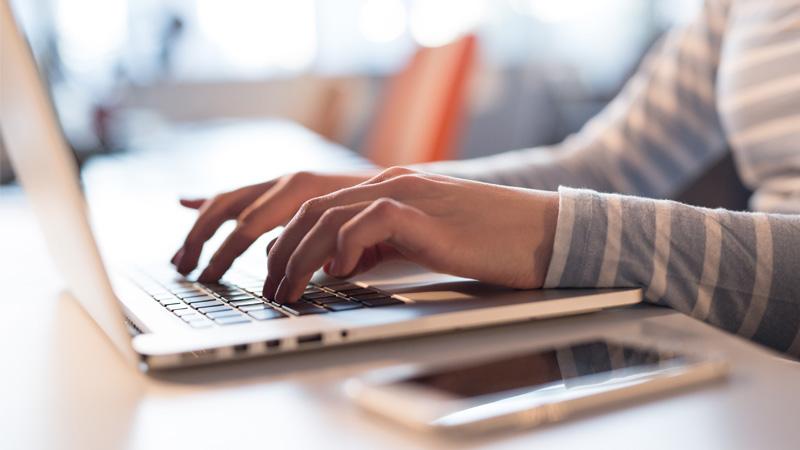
[{"x1": 365, "y1": 34, "x2": 478, "y2": 166}]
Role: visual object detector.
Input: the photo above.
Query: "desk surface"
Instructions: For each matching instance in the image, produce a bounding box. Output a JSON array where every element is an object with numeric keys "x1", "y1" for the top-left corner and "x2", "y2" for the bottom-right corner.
[{"x1": 2, "y1": 121, "x2": 799, "y2": 450}]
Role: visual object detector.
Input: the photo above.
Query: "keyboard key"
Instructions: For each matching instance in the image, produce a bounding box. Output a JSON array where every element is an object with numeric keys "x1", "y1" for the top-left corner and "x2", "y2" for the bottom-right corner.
[
  {"x1": 173, "y1": 308, "x2": 197, "y2": 317},
  {"x1": 153, "y1": 293, "x2": 177, "y2": 301},
  {"x1": 222, "y1": 294, "x2": 256, "y2": 301},
  {"x1": 164, "y1": 283, "x2": 194, "y2": 291},
  {"x1": 333, "y1": 284, "x2": 367, "y2": 293},
  {"x1": 198, "y1": 305, "x2": 233, "y2": 314},
  {"x1": 170, "y1": 287, "x2": 202, "y2": 295},
  {"x1": 189, "y1": 320, "x2": 214, "y2": 329},
  {"x1": 248, "y1": 309, "x2": 287, "y2": 320},
  {"x1": 207, "y1": 288, "x2": 241, "y2": 296},
  {"x1": 302, "y1": 291, "x2": 339, "y2": 300},
  {"x1": 214, "y1": 316, "x2": 251, "y2": 325},
  {"x1": 340, "y1": 288, "x2": 375, "y2": 296},
  {"x1": 206, "y1": 310, "x2": 242, "y2": 319},
  {"x1": 177, "y1": 291, "x2": 213, "y2": 299},
  {"x1": 191, "y1": 299, "x2": 224, "y2": 309},
  {"x1": 282, "y1": 302, "x2": 329, "y2": 316},
  {"x1": 349, "y1": 292, "x2": 389, "y2": 301},
  {"x1": 314, "y1": 296, "x2": 349, "y2": 305},
  {"x1": 209, "y1": 286, "x2": 240, "y2": 293},
  {"x1": 180, "y1": 313, "x2": 202, "y2": 322},
  {"x1": 185, "y1": 295, "x2": 218, "y2": 304},
  {"x1": 239, "y1": 304, "x2": 268, "y2": 312},
  {"x1": 158, "y1": 297, "x2": 183, "y2": 306},
  {"x1": 319, "y1": 281, "x2": 357, "y2": 289},
  {"x1": 166, "y1": 303, "x2": 188, "y2": 311},
  {"x1": 325, "y1": 302, "x2": 364, "y2": 312},
  {"x1": 360, "y1": 296, "x2": 404, "y2": 307},
  {"x1": 229, "y1": 298, "x2": 263, "y2": 307}
]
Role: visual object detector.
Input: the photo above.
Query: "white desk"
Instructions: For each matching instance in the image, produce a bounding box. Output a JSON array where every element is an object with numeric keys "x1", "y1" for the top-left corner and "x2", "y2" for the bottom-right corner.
[{"x1": 2, "y1": 121, "x2": 799, "y2": 450}]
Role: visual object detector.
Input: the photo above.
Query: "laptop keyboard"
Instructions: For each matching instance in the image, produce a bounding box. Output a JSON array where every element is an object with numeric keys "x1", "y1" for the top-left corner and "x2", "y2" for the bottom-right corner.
[{"x1": 132, "y1": 270, "x2": 405, "y2": 329}]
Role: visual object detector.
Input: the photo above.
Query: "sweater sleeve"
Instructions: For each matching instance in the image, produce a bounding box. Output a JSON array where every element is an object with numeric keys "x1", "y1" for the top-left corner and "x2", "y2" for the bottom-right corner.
[
  {"x1": 414, "y1": 0, "x2": 730, "y2": 200},
  {"x1": 545, "y1": 186, "x2": 800, "y2": 357}
]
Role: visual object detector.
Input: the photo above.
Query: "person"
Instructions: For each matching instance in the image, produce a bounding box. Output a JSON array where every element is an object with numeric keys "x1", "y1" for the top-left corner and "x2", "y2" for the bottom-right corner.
[{"x1": 171, "y1": 0, "x2": 800, "y2": 358}]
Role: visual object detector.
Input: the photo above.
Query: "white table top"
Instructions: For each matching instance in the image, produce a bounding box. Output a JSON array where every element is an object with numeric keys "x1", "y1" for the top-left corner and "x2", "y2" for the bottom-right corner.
[{"x1": 2, "y1": 121, "x2": 799, "y2": 450}]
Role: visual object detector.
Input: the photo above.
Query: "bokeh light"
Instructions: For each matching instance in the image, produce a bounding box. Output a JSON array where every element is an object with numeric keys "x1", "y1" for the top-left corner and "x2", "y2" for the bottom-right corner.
[
  {"x1": 409, "y1": 0, "x2": 485, "y2": 47},
  {"x1": 359, "y1": 0, "x2": 407, "y2": 43},
  {"x1": 195, "y1": 0, "x2": 317, "y2": 73}
]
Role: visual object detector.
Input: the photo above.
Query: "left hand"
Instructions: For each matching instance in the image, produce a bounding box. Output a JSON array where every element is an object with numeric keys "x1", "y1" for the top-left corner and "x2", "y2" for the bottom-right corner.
[{"x1": 263, "y1": 167, "x2": 560, "y2": 303}]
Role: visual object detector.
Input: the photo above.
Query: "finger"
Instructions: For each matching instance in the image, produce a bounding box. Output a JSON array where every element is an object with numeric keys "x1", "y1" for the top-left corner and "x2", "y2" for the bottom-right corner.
[
  {"x1": 197, "y1": 228, "x2": 257, "y2": 282},
  {"x1": 172, "y1": 198, "x2": 206, "y2": 266},
  {"x1": 176, "y1": 183, "x2": 271, "y2": 275},
  {"x1": 171, "y1": 247, "x2": 184, "y2": 266},
  {"x1": 179, "y1": 198, "x2": 206, "y2": 209},
  {"x1": 263, "y1": 176, "x2": 418, "y2": 299},
  {"x1": 197, "y1": 181, "x2": 307, "y2": 282},
  {"x1": 331, "y1": 198, "x2": 434, "y2": 278},
  {"x1": 325, "y1": 243, "x2": 400, "y2": 278},
  {"x1": 266, "y1": 237, "x2": 278, "y2": 256},
  {"x1": 272, "y1": 202, "x2": 370, "y2": 303}
]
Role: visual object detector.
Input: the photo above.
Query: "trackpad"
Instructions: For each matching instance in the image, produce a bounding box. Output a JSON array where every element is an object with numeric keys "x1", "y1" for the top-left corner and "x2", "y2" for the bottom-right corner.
[{"x1": 314, "y1": 261, "x2": 516, "y2": 303}]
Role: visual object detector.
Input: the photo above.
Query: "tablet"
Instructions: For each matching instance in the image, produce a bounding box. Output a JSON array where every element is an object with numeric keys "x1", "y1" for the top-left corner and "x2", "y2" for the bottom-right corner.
[{"x1": 345, "y1": 337, "x2": 728, "y2": 434}]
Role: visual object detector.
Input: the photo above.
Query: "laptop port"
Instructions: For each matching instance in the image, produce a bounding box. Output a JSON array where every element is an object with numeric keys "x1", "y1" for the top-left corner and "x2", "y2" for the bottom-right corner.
[
  {"x1": 233, "y1": 344, "x2": 248, "y2": 355},
  {"x1": 265, "y1": 339, "x2": 281, "y2": 349},
  {"x1": 297, "y1": 333, "x2": 323, "y2": 346}
]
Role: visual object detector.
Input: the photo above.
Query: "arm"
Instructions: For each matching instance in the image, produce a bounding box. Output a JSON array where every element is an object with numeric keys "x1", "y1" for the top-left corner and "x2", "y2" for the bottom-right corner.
[
  {"x1": 547, "y1": 187, "x2": 800, "y2": 357},
  {"x1": 416, "y1": 0, "x2": 730, "y2": 199}
]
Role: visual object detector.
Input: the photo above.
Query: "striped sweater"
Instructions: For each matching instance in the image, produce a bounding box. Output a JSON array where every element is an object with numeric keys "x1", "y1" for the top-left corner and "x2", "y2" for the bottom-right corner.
[{"x1": 420, "y1": 0, "x2": 800, "y2": 357}]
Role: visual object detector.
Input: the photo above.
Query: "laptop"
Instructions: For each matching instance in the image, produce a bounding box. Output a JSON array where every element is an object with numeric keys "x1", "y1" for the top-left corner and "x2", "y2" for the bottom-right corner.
[{"x1": 0, "y1": 1, "x2": 641, "y2": 371}]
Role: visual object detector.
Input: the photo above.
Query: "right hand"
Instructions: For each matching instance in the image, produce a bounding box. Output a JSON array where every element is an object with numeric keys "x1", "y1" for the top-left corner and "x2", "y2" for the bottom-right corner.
[{"x1": 171, "y1": 171, "x2": 375, "y2": 282}]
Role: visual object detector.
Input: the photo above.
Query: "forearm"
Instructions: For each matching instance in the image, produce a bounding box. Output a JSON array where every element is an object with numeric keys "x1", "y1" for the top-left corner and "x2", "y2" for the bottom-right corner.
[
  {"x1": 416, "y1": 0, "x2": 730, "y2": 198},
  {"x1": 544, "y1": 187, "x2": 800, "y2": 357},
  {"x1": 411, "y1": 144, "x2": 584, "y2": 190}
]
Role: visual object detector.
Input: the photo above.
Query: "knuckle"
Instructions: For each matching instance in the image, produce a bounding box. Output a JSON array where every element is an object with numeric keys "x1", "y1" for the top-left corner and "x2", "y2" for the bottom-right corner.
[
  {"x1": 285, "y1": 170, "x2": 315, "y2": 186},
  {"x1": 337, "y1": 222, "x2": 357, "y2": 247},
  {"x1": 389, "y1": 173, "x2": 422, "y2": 188},
  {"x1": 371, "y1": 197, "x2": 399, "y2": 218},
  {"x1": 210, "y1": 192, "x2": 232, "y2": 209},
  {"x1": 297, "y1": 197, "x2": 322, "y2": 219},
  {"x1": 379, "y1": 166, "x2": 415, "y2": 179},
  {"x1": 234, "y1": 223, "x2": 258, "y2": 241},
  {"x1": 318, "y1": 207, "x2": 343, "y2": 227},
  {"x1": 235, "y1": 210, "x2": 251, "y2": 226}
]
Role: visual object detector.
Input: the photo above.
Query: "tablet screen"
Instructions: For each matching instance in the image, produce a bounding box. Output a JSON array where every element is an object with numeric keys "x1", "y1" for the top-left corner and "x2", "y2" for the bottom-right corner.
[{"x1": 406, "y1": 340, "x2": 684, "y2": 399}]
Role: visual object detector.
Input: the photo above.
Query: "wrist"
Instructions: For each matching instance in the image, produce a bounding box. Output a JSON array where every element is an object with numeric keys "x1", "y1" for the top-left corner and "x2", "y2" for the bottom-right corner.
[{"x1": 530, "y1": 190, "x2": 559, "y2": 288}]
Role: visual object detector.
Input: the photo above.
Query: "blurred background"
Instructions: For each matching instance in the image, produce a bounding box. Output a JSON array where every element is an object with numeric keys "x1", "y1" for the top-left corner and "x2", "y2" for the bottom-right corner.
[{"x1": 1, "y1": 0, "x2": 704, "y2": 184}]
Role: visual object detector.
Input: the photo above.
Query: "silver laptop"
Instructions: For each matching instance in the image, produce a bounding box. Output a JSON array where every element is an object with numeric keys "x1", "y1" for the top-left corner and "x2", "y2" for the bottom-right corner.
[{"x1": 0, "y1": 1, "x2": 640, "y2": 371}]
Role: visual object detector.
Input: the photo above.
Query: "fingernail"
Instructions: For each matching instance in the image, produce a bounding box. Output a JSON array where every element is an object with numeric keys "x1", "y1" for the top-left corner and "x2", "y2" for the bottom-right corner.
[
  {"x1": 177, "y1": 260, "x2": 193, "y2": 276},
  {"x1": 327, "y1": 260, "x2": 339, "y2": 276},
  {"x1": 263, "y1": 276, "x2": 278, "y2": 300},
  {"x1": 198, "y1": 269, "x2": 214, "y2": 283},
  {"x1": 171, "y1": 248, "x2": 184, "y2": 266}
]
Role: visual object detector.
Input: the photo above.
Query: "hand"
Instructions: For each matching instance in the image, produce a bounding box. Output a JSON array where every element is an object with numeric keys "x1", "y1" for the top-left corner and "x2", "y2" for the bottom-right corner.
[
  {"x1": 264, "y1": 167, "x2": 560, "y2": 303},
  {"x1": 172, "y1": 171, "x2": 376, "y2": 281}
]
